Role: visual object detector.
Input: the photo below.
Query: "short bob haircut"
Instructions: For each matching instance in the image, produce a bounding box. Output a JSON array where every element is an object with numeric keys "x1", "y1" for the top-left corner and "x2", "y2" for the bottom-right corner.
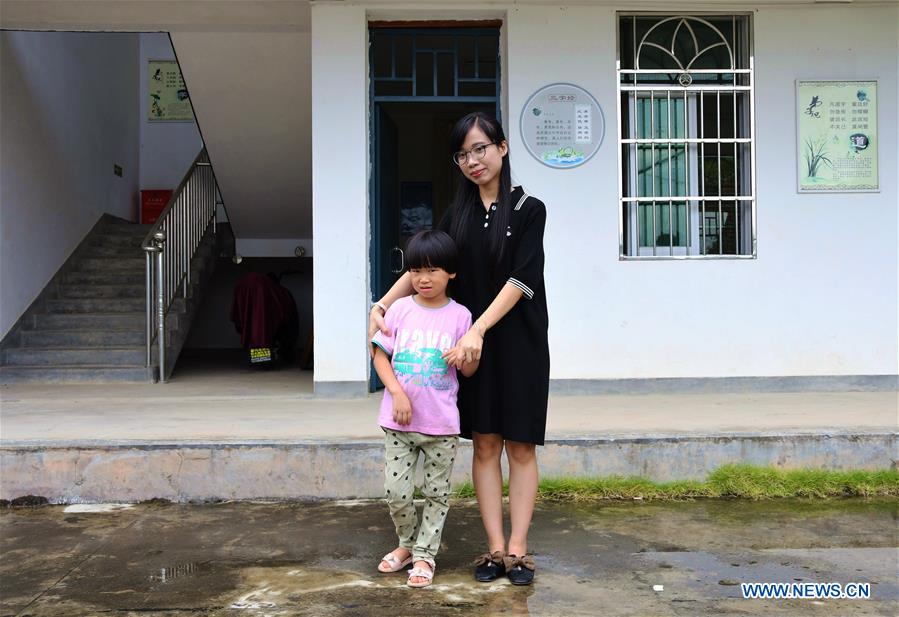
[{"x1": 405, "y1": 229, "x2": 458, "y2": 275}]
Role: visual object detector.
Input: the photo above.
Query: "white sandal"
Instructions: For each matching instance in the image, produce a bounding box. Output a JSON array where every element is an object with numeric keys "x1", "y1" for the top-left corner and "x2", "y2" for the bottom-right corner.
[
  {"x1": 378, "y1": 550, "x2": 412, "y2": 573},
  {"x1": 407, "y1": 559, "x2": 435, "y2": 588}
]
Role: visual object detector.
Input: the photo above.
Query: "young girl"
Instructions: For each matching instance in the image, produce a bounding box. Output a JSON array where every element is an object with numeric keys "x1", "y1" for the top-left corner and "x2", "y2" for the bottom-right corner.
[
  {"x1": 370, "y1": 112, "x2": 549, "y2": 586},
  {"x1": 371, "y1": 229, "x2": 479, "y2": 588}
]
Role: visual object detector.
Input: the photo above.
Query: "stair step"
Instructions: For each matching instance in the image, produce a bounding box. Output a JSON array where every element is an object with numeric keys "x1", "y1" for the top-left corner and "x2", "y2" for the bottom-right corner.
[
  {"x1": 21, "y1": 329, "x2": 147, "y2": 347},
  {"x1": 83, "y1": 247, "x2": 146, "y2": 258},
  {"x1": 89, "y1": 236, "x2": 148, "y2": 248},
  {"x1": 0, "y1": 365, "x2": 155, "y2": 384},
  {"x1": 4, "y1": 347, "x2": 145, "y2": 366},
  {"x1": 33, "y1": 313, "x2": 156, "y2": 330},
  {"x1": 102, "y1": 222, "x2": 153, "y2": 232},
  {"x1": 65, "y1": 271, "x2": 144, "y2": 285},
  {"x1": 76, "y1": 257, "x2": 145, "y2": 271},
  {"x1": 59, "y1": 284, "x2": 145, "y2": 299},
  {"x1": 46, "y1": 298, "x2": 145, "y2": 313}
]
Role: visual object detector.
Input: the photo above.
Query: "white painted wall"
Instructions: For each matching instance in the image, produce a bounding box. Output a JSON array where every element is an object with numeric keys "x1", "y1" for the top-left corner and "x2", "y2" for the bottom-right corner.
[
  {"x1": 0, "y1": 31, "x2": 140, "y2": 338},
  {"x1": 310, "y1": 3, "x2": 898, "y2": 385},
  {"x1": 311, "y1": 4, "x2": 370, "y2": 388},
  {"x1": 138, "y1": 33, "x2": 203, "y2": 193}
]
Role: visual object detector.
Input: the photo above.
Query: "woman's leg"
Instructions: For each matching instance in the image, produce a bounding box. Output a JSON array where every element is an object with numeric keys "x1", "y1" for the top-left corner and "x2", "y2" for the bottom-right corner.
[
  {"x1": 505, "y1": 440, "x2": 538, "y2": 556},
  {"x1": 471, "y1": 431, "x2": 505, "y2": 552}
]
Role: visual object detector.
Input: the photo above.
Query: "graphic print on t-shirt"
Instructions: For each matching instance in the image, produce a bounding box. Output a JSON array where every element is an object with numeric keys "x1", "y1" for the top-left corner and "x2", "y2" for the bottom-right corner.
[{"x1": 392, "y1": 328, "x2": 455, "y2": 390}]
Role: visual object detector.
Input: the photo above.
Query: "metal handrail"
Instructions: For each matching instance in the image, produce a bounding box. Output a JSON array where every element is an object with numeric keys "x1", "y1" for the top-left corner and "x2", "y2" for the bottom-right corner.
[{"x1": 141, "y1": 148, "x2": 219, "y2": 381}]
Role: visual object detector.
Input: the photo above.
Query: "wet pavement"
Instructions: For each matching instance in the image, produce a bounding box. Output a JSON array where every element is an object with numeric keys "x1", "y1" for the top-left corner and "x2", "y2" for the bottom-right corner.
[{"x1": 1, "y1": 498, "x2": 897, "y2": 616}]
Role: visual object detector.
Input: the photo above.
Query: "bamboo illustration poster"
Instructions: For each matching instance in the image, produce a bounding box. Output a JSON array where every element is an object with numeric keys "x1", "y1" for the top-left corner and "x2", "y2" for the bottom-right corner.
[
  {"x1": 148, "y1": 60, "x2": 193, "y2": 122},
  {"x1": 797, "y1": 80, "x2": 878, "y2": 192}
]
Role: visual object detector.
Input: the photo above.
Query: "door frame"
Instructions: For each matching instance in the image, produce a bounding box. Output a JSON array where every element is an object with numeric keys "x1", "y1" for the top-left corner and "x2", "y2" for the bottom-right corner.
[{"x1": 367, "y1": 24, "x2": 502, "y2": 391}]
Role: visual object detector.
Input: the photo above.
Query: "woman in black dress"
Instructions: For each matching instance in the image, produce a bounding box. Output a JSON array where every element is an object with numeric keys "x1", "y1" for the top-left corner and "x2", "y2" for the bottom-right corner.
[{"x1": 369, "y1": 112, "x2": 549, "y2": 585}]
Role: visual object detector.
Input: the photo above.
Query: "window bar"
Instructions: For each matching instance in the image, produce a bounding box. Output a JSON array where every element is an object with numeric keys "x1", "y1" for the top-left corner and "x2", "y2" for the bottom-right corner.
[
  {"x1": 453, "y1": 37, "x2": 459, "y2": 97},
  {"x1": 391, "y1": 37, "x2": 396, "y2": 79},
  {"x1": 631, "y1": 91, "x2": 638, "y2": 255},
  {"x1": 700, "y1": 92, "x2": 706, "y2": 254},
  {"x1": 667, "y1": 90, "x2": 673, "y2": 251},
  {"x1": 633, "y1": 16, "x2": 637, "y2": 80},
  {"x1": 632, "y1": 18, "x2": 638, "y2": 257},
  {"x1": 684, "y1": 88, "x2": 691, "y2": 256},
  {"x1": 411, "y1": 34, "x2": 417, "y2": 97},
  {"x1": 733, "y1": 90, "x2": 739, "y2": 253},
  {"x1": 749, "y1": 38, "x2": 757, "y2": 257},
  {"x1": 432, "y1": 52, "x2": 438, "y2": 97},
  {"x1": 717, "y1": 89, "x2": 723, "y2": 255},
  {"x1": 474, "y1": 35, "x2": 479, "y2": 79},
  {"x1": 650, "y1": 90, "x2": 656, "y2": 256}
]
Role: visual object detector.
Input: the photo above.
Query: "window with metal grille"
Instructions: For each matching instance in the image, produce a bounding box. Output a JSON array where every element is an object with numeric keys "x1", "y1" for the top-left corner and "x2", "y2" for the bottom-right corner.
[
  {"x1": 369, "y1": 28, "x2": 499, "y2": 102},
  {"x1": 618, "y1": 14, "x2": 756, "y2": 259}
]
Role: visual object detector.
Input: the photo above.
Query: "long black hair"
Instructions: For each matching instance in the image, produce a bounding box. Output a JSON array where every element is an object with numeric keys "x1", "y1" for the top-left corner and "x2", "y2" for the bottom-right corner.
[{"x1": 448, "y1": 112, "x2": 513, "y2": 278}]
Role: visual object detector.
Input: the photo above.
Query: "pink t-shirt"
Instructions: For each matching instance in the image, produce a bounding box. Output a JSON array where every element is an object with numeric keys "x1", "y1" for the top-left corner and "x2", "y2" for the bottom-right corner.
[{"x1": 372, "y1": 296, "x2": 472, "y2": 435}]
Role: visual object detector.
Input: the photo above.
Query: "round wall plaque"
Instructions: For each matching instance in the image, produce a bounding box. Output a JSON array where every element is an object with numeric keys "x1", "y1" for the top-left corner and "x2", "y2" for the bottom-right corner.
[{"x1": 520, "y1": 83, "x2": 604, "y2": 169}]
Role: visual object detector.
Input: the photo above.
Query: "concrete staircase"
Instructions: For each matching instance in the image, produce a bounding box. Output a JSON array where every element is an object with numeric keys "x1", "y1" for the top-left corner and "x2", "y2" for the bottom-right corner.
[{"x1": 0, "y1": 216, "x2": 216, "y2": 384}]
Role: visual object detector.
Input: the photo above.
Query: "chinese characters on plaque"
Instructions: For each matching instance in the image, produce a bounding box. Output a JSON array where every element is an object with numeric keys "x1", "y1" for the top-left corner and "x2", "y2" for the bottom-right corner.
[
  {"x1": 797, "y1": 80, "x2": 878, "y2": 192},
  {"x1": 148, "y1": 60, "x2": 194, "y2": 122},
  {"x1": 520, "y1": 84, "x2": 604, "y2": 169}
]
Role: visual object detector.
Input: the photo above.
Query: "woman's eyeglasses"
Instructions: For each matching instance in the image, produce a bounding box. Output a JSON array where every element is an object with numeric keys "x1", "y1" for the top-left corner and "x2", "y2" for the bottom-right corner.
[{"x1": 452, "y1": 142, "x2": 497, "y2": 166}]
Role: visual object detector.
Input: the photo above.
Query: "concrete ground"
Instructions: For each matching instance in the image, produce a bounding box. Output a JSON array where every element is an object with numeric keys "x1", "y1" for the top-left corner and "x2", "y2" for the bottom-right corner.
[
  {"x1": 1, "y1": 358, "x2": 896, "y2": 502},
  {"x1": 1, "y1": 498, "x2": 896, "y2": 616},
  {"x1": 1, "y1": 358, "x2": 895, "y2": 443}
]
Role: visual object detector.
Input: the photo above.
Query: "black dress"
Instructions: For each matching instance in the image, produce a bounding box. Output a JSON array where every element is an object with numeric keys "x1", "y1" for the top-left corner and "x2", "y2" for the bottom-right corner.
[{"x1": 439, "y1": 186, "x2": 550, "y2": 445}]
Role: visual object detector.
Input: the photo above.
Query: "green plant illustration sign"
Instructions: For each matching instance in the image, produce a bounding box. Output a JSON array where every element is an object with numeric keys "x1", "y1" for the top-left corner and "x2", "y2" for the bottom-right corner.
[
  {"x1": 148, "y1": 60, "x2": 194, "y2": 122},
  {"x1": 797, "y1": 80, "x2": 878, "y2": 192}
]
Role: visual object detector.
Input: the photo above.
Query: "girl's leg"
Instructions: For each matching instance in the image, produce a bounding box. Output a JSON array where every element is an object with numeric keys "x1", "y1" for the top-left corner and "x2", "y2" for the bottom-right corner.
[
  {"x1": 471, "y1": 431, "x2": 505, "y2": 553},
  {"x1": 410, "y1": 435, "x2": 457, "y2": 585},
  {"x1": 505, "y1": 440, "x2": 538, "y2": 556},
  {"x1": 382, "y1": 431, "x2": 420, "y2": 567}
]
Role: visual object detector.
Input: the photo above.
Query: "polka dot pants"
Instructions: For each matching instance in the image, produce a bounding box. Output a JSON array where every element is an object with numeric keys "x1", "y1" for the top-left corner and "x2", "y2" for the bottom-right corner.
[{"x1": 383, "y1": 429, "x2": 458, "y2": 563}]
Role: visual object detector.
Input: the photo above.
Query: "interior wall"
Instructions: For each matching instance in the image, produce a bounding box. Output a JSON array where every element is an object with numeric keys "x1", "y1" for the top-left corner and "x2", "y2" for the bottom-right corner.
[
  {"x1": 0, "y1": 31, "x2": 140, "y2": 338},
  {"x1": 139, "y1": 33, "x2": 204, "y2": 194},
  {"x1": 183, "y1": 257, "x2": 312, "y2": 351}
]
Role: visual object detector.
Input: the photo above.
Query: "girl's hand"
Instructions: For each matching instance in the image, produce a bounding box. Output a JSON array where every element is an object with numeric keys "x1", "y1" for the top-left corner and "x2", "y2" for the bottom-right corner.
[
  {"x1": 443, "y1": 328, "x2": 483, "y2": 368},
  {"x1": 368, "y1": 308, "x2": 390, "y2": 358},
  {"x1": 392, "y1": 391, "x2": 412, "y2": 426}
]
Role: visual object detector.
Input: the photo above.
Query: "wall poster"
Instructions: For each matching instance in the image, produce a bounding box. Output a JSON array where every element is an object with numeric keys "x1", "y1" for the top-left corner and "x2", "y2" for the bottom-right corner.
[
  {"x1": 520, "y1": 83, "x2": 604, "y2": 169},
  {"x1": 797, "y1": 80, "x2": 878, "y2": 193},
  {"x1": 148, "y1": 60, "x2": 194, "y2": 122}
]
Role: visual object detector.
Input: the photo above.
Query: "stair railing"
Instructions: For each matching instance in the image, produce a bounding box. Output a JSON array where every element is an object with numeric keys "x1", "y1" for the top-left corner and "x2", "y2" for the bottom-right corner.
[{"x1": 141, "y1": 149, "x2": 218, "y2": 382}]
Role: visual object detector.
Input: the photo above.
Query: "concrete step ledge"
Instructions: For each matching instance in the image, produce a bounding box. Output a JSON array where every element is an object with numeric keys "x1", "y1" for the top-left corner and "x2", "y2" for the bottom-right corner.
[
  {"x1": 1, "y1": 431, "x2": 894, "y2": 503},
  {"x1": 3, "y1": 346, "x2": 145, "y2": 366},
  {"x1": 21, "y1": 329, "x2": 147, "y2": 348},
  {"x1": 33, "y1": 313, "x2": 149, "y2": 330},
  {"x1": 58, "y1": 285, "x2": 145, "y2": 299},
  {"x1": 0, "y1": 364, "x2": 155, "y2": 385},
  {"x1": 46, "y1": 298, "x2": 145, "y2": 313},
  {"x1": 76, "y1": 258, "x2": 145, "y2": 270},
  {"x1": 64, "y1": 271, "x2": 145, "y2": 285}
]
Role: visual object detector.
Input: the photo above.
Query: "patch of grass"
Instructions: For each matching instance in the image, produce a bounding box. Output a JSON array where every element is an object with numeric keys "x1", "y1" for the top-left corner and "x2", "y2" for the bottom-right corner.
[{"x1": 452, "y1": 465, "x2": 899, "y2": 501}]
